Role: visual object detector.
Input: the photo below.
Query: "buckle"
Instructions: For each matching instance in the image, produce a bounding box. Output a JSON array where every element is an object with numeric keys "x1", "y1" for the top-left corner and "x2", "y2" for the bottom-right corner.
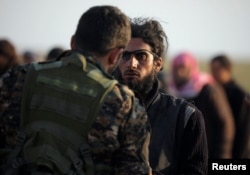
[
  {"x1": 80, "y1": 144, "x2": 90, "y2": 156},
  {"x1": 73, "y1": 158, "x2": 83, "y2": 170}
]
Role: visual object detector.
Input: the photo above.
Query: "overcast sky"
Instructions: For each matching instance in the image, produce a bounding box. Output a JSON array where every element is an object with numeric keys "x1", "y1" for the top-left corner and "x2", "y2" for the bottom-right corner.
[{"x1": 1, "y1": 0, "x2": 250, "y2": 60}]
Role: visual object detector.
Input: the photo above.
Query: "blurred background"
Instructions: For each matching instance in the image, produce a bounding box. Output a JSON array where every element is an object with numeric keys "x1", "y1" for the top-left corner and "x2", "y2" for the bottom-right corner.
[{"x1": 1, "y1": 0, "x2": 249, "y2": 91}]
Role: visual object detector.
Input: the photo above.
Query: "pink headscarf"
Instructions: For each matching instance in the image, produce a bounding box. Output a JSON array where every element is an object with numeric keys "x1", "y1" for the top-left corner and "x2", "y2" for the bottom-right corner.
[{"x1": 169, "y1": 52, "x2": 214, "y2": 98}]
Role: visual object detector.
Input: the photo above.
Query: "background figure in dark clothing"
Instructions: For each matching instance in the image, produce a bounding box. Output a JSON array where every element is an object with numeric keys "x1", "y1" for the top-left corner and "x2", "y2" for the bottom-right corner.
[
  {"x1": 169, "y1": 52, "x2": 235, "y2": 159},
  {"x1": 211, "y1": 54, "x2": 250, "y2": 158},
  {"x1": 115, "y1": 18, "x2": 208, "y2": 175},
  {"x1": 0, "y1": 39, "x2": 18, "y2": 76},
  {"x1": 46, "y1": 47, "x2": 64, "y2": 61},
  {"x1": 22, "y1": 50, "x2": 36, "y2": 64}
]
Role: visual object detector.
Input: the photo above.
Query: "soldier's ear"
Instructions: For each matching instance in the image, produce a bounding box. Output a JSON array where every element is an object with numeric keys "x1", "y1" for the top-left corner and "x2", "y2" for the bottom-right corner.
[
  {"x1": 108, "y1": 47, "x2": 124, "y2": 65},
  {"x1": 70, "y1": 35, "x2": 76, "y2": 49}
]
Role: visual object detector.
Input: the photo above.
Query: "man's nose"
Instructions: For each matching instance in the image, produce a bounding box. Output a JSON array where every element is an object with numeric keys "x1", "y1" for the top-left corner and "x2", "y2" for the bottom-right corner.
[{"x1": 127, "y1": 56, "x2": 138, "y2": 69}]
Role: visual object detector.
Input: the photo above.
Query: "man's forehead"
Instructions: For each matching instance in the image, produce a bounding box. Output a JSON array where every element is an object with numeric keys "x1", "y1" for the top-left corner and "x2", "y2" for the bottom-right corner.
[{"x1": 125, "y1": 38, "x2": 151, "y2": 51}]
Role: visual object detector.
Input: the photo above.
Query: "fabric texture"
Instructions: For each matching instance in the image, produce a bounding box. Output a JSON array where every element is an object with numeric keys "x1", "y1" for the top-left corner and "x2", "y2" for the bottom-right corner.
[
  {"x1": 142, "y1": 80, "x2": 208, "y2": 175},
  {"x1": 222, "y1": 80, "x2": 250, "y2": 158},
  {"x1": 0, "y1": 51, "x2": 151, "y2": 175}
]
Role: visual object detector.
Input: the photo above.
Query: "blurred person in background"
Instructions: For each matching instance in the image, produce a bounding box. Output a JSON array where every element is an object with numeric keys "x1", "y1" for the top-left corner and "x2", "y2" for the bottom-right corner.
[
  {"x1": 168, "y1": 52, "x2": 235, "y2": 159},
  {"x1": 46, "y1": 46, "x2": 64, "y2": 61},
  {"x1": 211, "y1": 54, "x2": 250, "y2": 158},
  {"x1": 22, "y1": 50, "x2": 37, "y2": 64},
  {"x1": 0, "y1": 39, "x2": 18, "y2": 76}
]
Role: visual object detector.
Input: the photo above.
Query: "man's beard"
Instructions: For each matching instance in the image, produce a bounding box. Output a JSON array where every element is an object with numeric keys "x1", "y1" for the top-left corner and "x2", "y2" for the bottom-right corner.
[{"x1": 114, "y1": 68, "x2": 156, "y2": 96}]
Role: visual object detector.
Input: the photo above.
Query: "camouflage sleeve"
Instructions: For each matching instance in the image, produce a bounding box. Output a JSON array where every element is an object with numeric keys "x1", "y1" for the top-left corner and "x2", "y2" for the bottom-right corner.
[
  {"x1": 0, "y1": 64, "x2": 30, "y2": 148},
  {"x1": 87, "y1": 84, "x2": 151, "y2": 175}
]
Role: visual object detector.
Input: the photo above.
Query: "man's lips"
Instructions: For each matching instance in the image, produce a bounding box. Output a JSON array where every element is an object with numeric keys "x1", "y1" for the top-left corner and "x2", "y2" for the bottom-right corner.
[{"x1": 124, "y1": 70, "x2": 140, "y2": 78}]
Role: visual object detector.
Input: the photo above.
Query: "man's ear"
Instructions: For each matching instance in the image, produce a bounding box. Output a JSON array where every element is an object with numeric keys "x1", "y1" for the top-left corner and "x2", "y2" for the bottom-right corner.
[
  {"x1": 108, "y1": 48, "x2": 124, "y2": 65},
  {"x1": 70, "y1": 35, "x2": 75, "y2": 49},
  {"x1": 155, "y1": 57, "x2": 163, "y2": 72}
]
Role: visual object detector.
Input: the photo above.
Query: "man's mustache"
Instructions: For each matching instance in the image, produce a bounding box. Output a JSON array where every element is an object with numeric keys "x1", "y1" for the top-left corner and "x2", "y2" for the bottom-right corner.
[{"x1": 124, "y1": 69, "x2": 140, "y2": 76}]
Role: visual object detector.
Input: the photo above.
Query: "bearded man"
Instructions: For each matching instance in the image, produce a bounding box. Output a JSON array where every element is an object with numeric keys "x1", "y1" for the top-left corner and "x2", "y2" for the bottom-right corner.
[{"x1": 115, "y1": 18, "x2": 208, "y2": 175}]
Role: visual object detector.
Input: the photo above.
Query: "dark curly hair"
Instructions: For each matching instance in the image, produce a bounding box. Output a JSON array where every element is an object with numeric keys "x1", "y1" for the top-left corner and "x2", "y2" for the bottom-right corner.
[{"x1": 130, "y1": 18, "x2": 168, "y2": 59}]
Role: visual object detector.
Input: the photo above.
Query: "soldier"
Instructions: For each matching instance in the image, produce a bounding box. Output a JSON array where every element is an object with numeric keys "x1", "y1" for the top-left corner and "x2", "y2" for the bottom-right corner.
[
  {"x1": 0, "y1": 6, "x2": 151, "y2": 175},
  {"x1": 115, "y1": 18, "x2": 208, "y2": 175}
]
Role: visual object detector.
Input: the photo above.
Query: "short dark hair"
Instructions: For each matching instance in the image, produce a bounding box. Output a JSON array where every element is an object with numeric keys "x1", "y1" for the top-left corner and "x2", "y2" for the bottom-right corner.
[
  {"x1": 74, "y1": 5, "x2": 131, "y2": 56},
  {"x1": 211, "y1": 54, "x2": 232, "y2": 70},
  {"x1": 130, "y1": 18, "x2": 168, "y2": 59}
]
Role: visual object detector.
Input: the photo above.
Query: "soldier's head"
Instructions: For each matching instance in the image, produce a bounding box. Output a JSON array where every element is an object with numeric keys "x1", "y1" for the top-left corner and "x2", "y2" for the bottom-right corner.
[
  {"x1": 0, "y1": 39, "x2": 18, "y2": 76},
  {"x1": 71, "y1": 5, "x2": 131, "y2": 73},
  {"x1": 116, "y1": 18, "x2": 168, "y2": 95}
]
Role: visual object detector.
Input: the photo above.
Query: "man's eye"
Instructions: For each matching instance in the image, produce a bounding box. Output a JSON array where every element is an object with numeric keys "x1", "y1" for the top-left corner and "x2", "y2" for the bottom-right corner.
[
  {"x1": 122, "y1": 53, "x2": 131, "y2": 60},
  {"x1": 135, "y1": 53, "x2": 147, "y2": 61}
]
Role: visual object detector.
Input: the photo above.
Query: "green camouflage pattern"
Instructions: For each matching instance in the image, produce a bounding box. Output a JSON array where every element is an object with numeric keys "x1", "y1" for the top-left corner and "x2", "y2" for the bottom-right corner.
[
  {"x1": 0, "y1": 64, "x2": 30, "y2": 148},
  {"x1": 0, "y1": 54, "x2": 151, "y2": 175}
]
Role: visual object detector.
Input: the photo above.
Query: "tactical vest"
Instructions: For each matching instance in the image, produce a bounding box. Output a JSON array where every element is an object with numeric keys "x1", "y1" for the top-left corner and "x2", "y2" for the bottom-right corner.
[{"x1": 3, "y1": 52, "x2": 117, "y2": 175}]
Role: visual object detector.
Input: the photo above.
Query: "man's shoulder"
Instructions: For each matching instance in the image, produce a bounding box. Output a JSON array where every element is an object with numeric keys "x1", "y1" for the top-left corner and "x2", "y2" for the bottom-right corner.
[
  {"x1": 230, "y1": 81, "x2": 248, "y2": 98},
  {"x1": 0, "y1": 65, "x2": 31, "y2": 148},
  {"x1": 0, "y1": 64, "x2": 30, "y2": 96},
  {"x1": 109, "y1": 83, "x2": 135, "y2": 100},
  {"x1": 159, "y1": 92, "x2": 196, "y2": 109},
  {"x1": 104, "y1": 83, "x2": 147, "y2": 118},
  {"x1": 158, "y1": 93, "x2": 202, "y2": 123},
  {"x1": 0, "y1": 64, "x2": 30, "y2": 112},
  {"x1": 1, "y1": 64, "x2": 30, "y2": 85},
  {"x1": 164, "y1": 94, "x2": 205, "y2": 129}
]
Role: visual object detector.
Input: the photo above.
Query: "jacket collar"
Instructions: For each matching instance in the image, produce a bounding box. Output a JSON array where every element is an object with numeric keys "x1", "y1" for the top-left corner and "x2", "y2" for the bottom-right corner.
[{"x1": 140, "y1": 79, "x2": 160, "y2": 110}]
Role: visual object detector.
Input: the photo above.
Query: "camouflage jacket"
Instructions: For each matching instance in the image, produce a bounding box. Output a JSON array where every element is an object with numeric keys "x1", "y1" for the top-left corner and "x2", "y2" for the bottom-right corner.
[
  {"x1": 0, "y1": 63, "x2": 30, "y2": 148},
  {"x1": 0, "y1": 52, "x2": 151, "y2": 175}
]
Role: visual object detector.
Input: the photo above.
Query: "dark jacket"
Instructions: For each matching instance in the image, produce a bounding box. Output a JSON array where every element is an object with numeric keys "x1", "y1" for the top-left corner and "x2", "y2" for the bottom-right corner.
[
  {"x1": 223, "y1": 80, "x2": 250, "y2": 158},
  {"x1": 141, "y1": 80, "x2": 208, "y2": 175},
  {"x1": 189, "y1": 84, "x2": 235, "y2": 159},
  {"x1": 223, "y1": 80, "x2": 246, "y2": 119}
]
